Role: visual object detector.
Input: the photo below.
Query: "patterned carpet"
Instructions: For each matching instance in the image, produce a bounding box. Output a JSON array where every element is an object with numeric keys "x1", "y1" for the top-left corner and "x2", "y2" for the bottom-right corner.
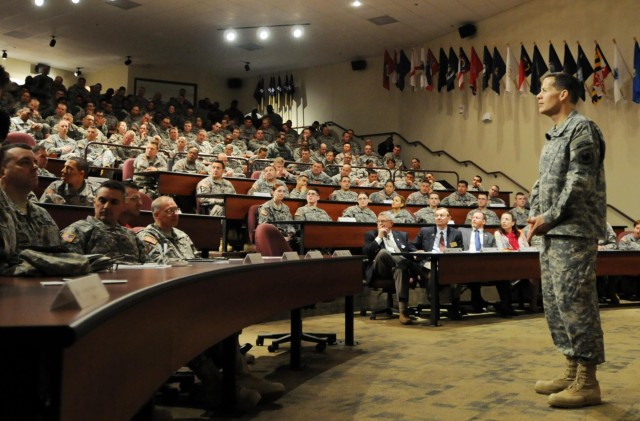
[{"x1": 162, "y1": 306, "x2": 640, "y2": 420}]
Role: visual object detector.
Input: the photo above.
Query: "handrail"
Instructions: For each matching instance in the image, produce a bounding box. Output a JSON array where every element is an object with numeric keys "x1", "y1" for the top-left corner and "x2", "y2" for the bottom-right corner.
[{"x1": 325, "y1": 121, "x2": 632, "y2": 225}]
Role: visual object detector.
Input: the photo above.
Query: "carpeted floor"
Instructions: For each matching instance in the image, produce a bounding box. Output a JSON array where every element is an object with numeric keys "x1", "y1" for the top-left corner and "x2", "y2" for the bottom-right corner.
[{"x1": 161, "y1": 306, "x2": 640, "y2": 420}]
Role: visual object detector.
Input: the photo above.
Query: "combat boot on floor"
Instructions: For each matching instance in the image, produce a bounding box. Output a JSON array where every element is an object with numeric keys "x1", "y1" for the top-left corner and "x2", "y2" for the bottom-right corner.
[
  {"x1": 190, "y1": 358, "x2": 261, "y2": 411},
  {"x1": 548, "y1": 363, "x2": 601, "y2": 408},
  {"x1": 534, "y1": 357, "x2": 577, "y2": 395}
]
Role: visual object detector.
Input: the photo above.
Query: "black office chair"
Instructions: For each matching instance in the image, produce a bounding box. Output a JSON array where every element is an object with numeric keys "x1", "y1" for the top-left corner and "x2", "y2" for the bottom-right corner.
[{"x1": 254, "y1": 224, "x2": 336, "y2": 352}]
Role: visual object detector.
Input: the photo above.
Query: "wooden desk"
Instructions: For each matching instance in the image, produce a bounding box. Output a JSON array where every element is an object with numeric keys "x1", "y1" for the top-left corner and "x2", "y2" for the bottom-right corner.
[
  {"x1": 39, "y1": 203, "x2": 222, "y2": 256},
  {"x1": 0, "y1": 257, "x2": 363, "y2": 420},
  {"x1": 426, "y1": 250, "x2": 640, "y2": 326}
]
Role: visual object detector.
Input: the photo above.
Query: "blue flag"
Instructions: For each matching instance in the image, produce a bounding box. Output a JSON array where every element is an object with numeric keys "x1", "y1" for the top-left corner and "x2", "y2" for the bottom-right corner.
[
  {"x1": 492, "y1": 47, "x2": 506, "y2": 95},
  {"x1": 634, "y1": 41, "x2": 640, "y2": 104}
]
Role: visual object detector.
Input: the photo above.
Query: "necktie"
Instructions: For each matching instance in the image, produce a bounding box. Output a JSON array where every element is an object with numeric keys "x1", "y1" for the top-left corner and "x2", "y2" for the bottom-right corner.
[
  {"x1": 439, "y1": 231, "x2": 445, "y2": 252},
  {"x1": 475, "y1": 229, "x2": 481, "y2": 251}
]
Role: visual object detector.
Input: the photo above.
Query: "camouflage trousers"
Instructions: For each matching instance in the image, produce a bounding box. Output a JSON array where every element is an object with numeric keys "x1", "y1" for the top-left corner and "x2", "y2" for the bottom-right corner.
[{"x1": 540, "y1": 235, "x2": 604, "y2": 365}]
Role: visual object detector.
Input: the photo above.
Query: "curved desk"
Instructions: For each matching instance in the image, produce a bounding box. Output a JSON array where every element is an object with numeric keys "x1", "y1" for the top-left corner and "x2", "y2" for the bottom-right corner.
[{"x1": 0, "y1": 257, "x2": 362, "y2": 420}]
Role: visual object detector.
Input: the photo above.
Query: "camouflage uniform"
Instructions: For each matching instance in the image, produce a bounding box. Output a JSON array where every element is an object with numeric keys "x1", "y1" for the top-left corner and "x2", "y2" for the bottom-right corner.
[
  {"x1": 489, "y1": 197, "x2": 506, "y2": 206},
  {"x1": 239, "y1": 125, "x2": 256, "y2": 141},
  {"x1": 37, "y1": 167, "x2": 55, "y2": 177},
  {"x1": 617, "y1": 233, "x2": 640, "y2": 251},
  {"x1": 196, "y1": 176, "x2": 236, "y2": 216},
  {"x1": 266, "y1": 143, "x2": 294, "y2": 161},
  {"x1": 172, "y1": 158, "x2": 207, "y2": 174},
  {"x1": 598, "y1": 223, "x2": 617, "y2": 250},
  {"x1": 414, "y1": 207, "x2": 437, "y2": 224},
  {"x1": 136, "y1": 224, "x2": 198, "y2": 263},
  {"x1": 329, "y1": 189, "x2": 358, "y2": 202},
  {"x1": 509, "y1": 207, "x2": 529, "y2": 227},
  {"x1": 394, "y1": 180, "x2": 418, "y2": 190},
  {"x1": 341, "y1": 205, "x2": 377, "y2": 223},
  {"x1": 82, "y1": 141, "x2": 116, "y2": 167},
  {"x1": 440, "y1": 192, "x2": 477, "y2": 207},
  {"x1": 294, "y1": 205, "x2": 332, "y2": 221},
  {"x1": 529, "y1": 110, "x2": 607, "y2": 365},
  {"x1": 288, "y1": 189, "x2": 307, "y2": 200},
  {"x1": 258, "y1": 200, "x2": 296, "y2": 237},
  {"x1": 406, "y1": 191, "x2": 430, "y2": 205},
  {"x1": 390, "y1": 209, "x2": 415, "y2": 224},
  {"x1": 248, "y1": 178, "x2": 286, "y2": 196},
  {"x1": 40, "y1": 179, "x2": 100, "y2": 206},
  {"x1": 133, "y1": 153, "x2": 168, "y2": 198},
  {"x1": 464, "y1": 208, "x2": 500, "y2": 225},
  {"x1": 61, "y1": 216, "x2": 147, "y2": 264},
  {"x1": 301, "y1": 169, "x2": 333, "y2": 185},
  {"x1": 189, "y1": 140, "x2": 214, "y2": 155},
  {"x1": 43, "y1": 134, "x2": 80, "y2": 158},
  {"x1": 368, "y1": 190, "x2": 398, "y2": 204}
]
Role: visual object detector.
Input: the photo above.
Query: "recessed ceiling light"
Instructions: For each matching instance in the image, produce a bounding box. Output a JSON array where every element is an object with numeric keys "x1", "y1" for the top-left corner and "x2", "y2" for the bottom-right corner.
[
  {"x1": 257, "y1": 27, "x2": 270, "y2": 41},
  {"x1": 34, "y1": 0, "x2": 45, "y2": 6},
  {"x1": 224, "y1": 29, "x2": 237, "y2": 42},
  {"x1": 351, "y1": 1, "x2": 362, "y2": 7},
  {"x1": 291, "y1": 25, "x2": 304, "y2": 38}
]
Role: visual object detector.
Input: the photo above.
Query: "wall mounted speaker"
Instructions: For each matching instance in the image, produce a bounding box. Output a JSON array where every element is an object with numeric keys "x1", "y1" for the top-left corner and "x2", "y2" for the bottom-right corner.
[
  {"x1": 351, "y1": 59, "x2": 367, "y2": 71},
  {"x1": 458, "y1": 23, "x2": 477, "y2": 39}
]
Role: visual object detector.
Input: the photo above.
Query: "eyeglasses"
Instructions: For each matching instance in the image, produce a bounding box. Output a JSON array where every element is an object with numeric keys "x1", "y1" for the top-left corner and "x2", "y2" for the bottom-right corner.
[{"x1": 164, "y1": 207, "x2": 181, "y2": 215}]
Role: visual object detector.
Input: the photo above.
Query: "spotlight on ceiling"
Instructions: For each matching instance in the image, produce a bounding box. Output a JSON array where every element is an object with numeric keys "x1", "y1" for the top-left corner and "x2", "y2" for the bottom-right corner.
[
  {"x1": 351, "y1": 0, "x2": 362, "y2": 7},
  {"x1": 74, "y1": 67, "x2": 82, "y2": 77},
  {"x1": 291, "y1": 25, "x2": 304, "y2": 38},
  {"x1": 34, "y1": 0, "x2": 45, "y2": 6},
  {"x1": 224, "y1": 29, "x2": 237, "y2": 42},
  {"x1": 257, "y1": 27, "x2": 270, "y2": 41},
  {"x1": 2, "y1": 50, "x2": 7, "y2": 60},
  {"x1": 71, "y1": 0, "x2": 80, "y2": 3},
  {"x1": 244, "y1": 62, "x2": 251, "y2": 72},
  {"x1": 124, "y1": 56, "x2": 132, "y2": 66},
  {"x1": 49, "y1": 36, "x2": 56, "y2": 47}
]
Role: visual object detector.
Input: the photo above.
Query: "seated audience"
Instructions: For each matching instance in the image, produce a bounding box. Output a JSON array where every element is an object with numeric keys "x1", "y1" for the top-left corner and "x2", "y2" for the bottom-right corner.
[
  {"x1": 469, "y1": 175, "x2": 483, "y2": 191},
  {"x1": 258, "y1": 184, "x2": 296, "y2": 241},
  {"x1": 288, "y1": 174, "x2": 308, "y2": 199},
  {"x1": 406, "y1": 179, "x2": 432, "y2": 205},
  {"x1": 32, "y1": 144, "x2": 55, "y2": 177},
  {"x1": 394, "y1": 171, "x2": 418, "y2": 190},
  {"x1": 302, "y1": 161, "x2": 333, "y2": 185},
  {"x1": 488, "y1": 184, "x2": 506, "y2": 206},
  {"x1": 40, "y1": 157, "x2": 98, "y2": 206},
  {"x1": 425, "y1": 172, "x2": 446, "y2": 190},
  {"x1": 464, "y1": 193, "x2": 500, "y2": 225},
  {"x1": 509, "y1": 191, "x2": 529, "y2": 227},
  {"x1": 329, "y1": 175, "x2": 359, "y2": 202},
  {"x1": 440, "y1": 180, "x2": 478, "y2": 207},
  {"x1": 133, "y1": 140, "x2": 168, "y2": 198},
  {"x1": 369, "y1": 180, "x2": 399, "y2": 203},
  {"x1": 196, "y1": 160, "x2": 236, "y2": 216},
  {"x1": 247, "y1": 165, "x2": 286, "y2": 196},
  {"x1": 172, "y1": 146, "x2": 208, "y2": 174},
  {"x1": 414, "y1": 192, "x2": 441, "y2": 224},
  {"x1": 342, "y1": 193, "x2": 377, "y2": 223},
  {"x1": 389, "y1": 195, "x2": 415, "y2": 224},
  {"x1": 294, "y1": 188, "x2": 332, "y2": 221}
]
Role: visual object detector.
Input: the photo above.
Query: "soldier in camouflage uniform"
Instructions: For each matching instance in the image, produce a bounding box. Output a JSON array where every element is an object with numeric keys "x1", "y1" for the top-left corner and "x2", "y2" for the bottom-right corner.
[
  {"x1": 288, "y1": 175, "x2": 308, "y2": 199},
  {"x1": 488, "y1": 185, "x2": 506, "y2": 207},
  {"x1": 258, "y1": 185, "x2": 296, "y2": 239},
  {"x1": 440, "y1": 180, "x2": 478, "y2": 207},
  {"x1": 137, "y1": 196, "x2": 198, "y2": 263},
  {"x1": 406, "y1": 180, "x2": 433, "y2": 205},
  {"x1": 388, "y1": 195, "x2": 415, "y2": 224},
  {"x1": 463, "y1": 193, "x2": 500, "y2": 225},
  {"x1": 294, "y1": 188, "x2": 332, "y2": 221},
  {"x1": 61, "y1": 180, "x2": 147, "y2": 264},
  {"x1": 301, "y1": 161, "x2": 333, "y2": 185},
  {"x1": 40, "y1": 157, "x2": 99, "y2": 206},
  {"x1": 528, "y1": 73, "x2": 607, "y2": 408},
  {"x1": 329, "y1": 176, "x2": 359, "y2": 202},
  {"x1": 414, "y1": 192, "x2": 441, "y2": 224},
  {"x1": 247, "y1": 165, "x2": 286, "y2": 196},
  {"x1": 617, "y1": 220, "x2": 640, "y2": 250},
  {"x1": 0, "y1": 144, "x2": 62, "y2": 271},
  {"x1": 369, "y1": 180, "x2": 399, "y2": 204},
  {"x1": 190, "y1": 129, "x2": 215, "y2": 155},
  {"x1": 133, "y1": 141, "x2": 168, "y2": 198},
  {"x1": 32, "y1": 145, "x2": 55, "y2": 177},
  {"x1": 172, "y1": 147, "x2": 208, "y2": 175},
  {"x1": 341, "y1": 193, "x2": 377, "y2": 223},
  {"x1": 196, "y1": 160, "x2": 236, "y2": 216},
  {"x1": 509, "y1": 192, "x2": 529, "y2": 227}
]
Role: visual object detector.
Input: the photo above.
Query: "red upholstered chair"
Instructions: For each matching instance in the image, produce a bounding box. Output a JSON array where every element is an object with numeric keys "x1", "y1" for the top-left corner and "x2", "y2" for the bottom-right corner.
[
  {"x1": 617, "y1": 230, "x2": 633, "y2": 244},
  {"x1": 254, "y1": 224, "x2": 336, "y2": 353},
  {"x1": 250, "y1": 170, "x2": 262, "y2": 180},
  {"x1": 139, "y1": 191, "x2": 152, "y2": 211},
  {"x1": 247, "y1": 204, "x2": 261, "y2": 244},
  {"x1": 122, "y1": 158, "x2": 136, "y2": 180},
  {"x1": 5, "y1": 132, "x2": 36, "y2": 146}
]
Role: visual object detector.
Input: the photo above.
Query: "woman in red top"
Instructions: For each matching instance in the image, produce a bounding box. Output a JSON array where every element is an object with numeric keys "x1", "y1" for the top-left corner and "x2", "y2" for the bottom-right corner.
[{"x1": 495, "y1": 212, "x2": 529, "y2": 250}]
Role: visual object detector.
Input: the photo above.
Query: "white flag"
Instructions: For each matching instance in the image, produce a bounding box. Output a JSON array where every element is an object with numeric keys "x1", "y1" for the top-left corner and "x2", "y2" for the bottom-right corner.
[
  {"x1": 613, "y1": 41, "x2": 632, "y2": 103},
  {"x1": 505, "y1": 46, "x2": 517, "y2": 93},
  {"x1": 420, "y1": 48, "x2": 427, "y2": 90},
  {"x1": 409, "y1": 48, "x2": 418, "y2": 90}
]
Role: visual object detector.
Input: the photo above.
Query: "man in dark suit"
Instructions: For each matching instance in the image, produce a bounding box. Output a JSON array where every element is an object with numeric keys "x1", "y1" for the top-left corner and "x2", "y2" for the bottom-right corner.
[
  {"x1": 411, "y1": 207, "x2": 464, "y2": 318},
  {"x1": 363, "y1": 211, "x2": 417, "y2": 325}
]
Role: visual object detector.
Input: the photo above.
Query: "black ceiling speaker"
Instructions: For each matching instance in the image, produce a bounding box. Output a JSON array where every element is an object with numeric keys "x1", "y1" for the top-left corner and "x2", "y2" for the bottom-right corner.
[
  {"x1": 458, "y1": 23, "x2": 476, "y2": 39},
  {"x1": 351, "y1": 59, "x2": 367, "y2": 71}
]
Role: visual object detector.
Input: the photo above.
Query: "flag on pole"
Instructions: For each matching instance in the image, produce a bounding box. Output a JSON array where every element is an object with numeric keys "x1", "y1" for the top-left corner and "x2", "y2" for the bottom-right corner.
[
  {"x1": 530, "y1": 44, "x2": 548, "y2": 95},
  {"x1": 613, "y1": 40, "x2": 632, "y2": 104},
  {"x1": 419, "y1": 48, "x2": 427, "y2": 90},
  {"x1": 591, "y1": 43, "x2": 611, "y2": 104},
  {"x1": 446, "y1": 47, "x2": 458, "y2": 92},
  {"x1": 438, "y1": 48, "x2": 448, "y2": 92},
  {"x1": 482, "y1": 46, "x2": 493, "y2": 90},
  {"x1": 469, "y1": 47, "x2": 483, "y2": 95},
  {"x1": 409, "y1": 48, "x2": 421, "y2": 90},
  {"x1": 563, "y1": 42, "x2": 577, "y2": 75},
  {"x1": 395, "y1": 49, "x2": 411, "y2": 91},
  {"x1": 383, "y1": 49, "x2": 395, "y2": 90},
  {"x1": 505, "y1": 45, "x2": 518, "y2": 93},
  {"x1": 548, "y1": 43, "x2": 562, "y2": 72},
  {"x1": 457, "y1": 47, "x2": 470, "y2": 89},
  {"x1": 577, "y1": 43, "x2": 593, "y2": 101},
  {"x1": 426, "y1": 49, "x2": 439, "y2": 91},
  {"x1": 633, "y1": 40, "x2": 640, "y2": 103},
  {"x1": 492, "y1": 47, "x2": 506, "y2": 95},
  {"x1": 518, "y1": 44, "x2": 532, "y2": 93}
]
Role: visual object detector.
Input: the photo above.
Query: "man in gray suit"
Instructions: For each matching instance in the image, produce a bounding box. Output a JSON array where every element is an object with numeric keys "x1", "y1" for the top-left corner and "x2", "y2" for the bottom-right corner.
[
  {"x1": 460, "y1": 211, "x2": 514, "y2": 317},
  {"x1": 363, "y1": 211, "x2": 418, "y2": 325}
]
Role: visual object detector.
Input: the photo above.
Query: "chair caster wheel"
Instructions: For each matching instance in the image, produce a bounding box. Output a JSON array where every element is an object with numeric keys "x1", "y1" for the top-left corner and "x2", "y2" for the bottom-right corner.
[
  {"x1": 360, "y1": 310, "x2": 367, "y2": 316},
  {"x1": 267, "y1": 344, "x2": 278, "y2": 352},
  {"x1": 370, "y1": 314, "x2": 376, "y2": 320},
  {"x1": 315, "y1": 342, "x2": 326, "y2": 352},
  {"x1": 256, "y1": 338, "x2": 264, "y2": 346}
]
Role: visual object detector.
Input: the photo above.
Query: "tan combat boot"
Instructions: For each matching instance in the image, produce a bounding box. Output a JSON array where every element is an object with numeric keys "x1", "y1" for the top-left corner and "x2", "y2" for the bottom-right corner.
[
  {"x1": 548, "y1": 363, "x2": 601, "y2": 408},
  {"x1": 534, "y1": 357, "x2": 577, "y2": 395}
]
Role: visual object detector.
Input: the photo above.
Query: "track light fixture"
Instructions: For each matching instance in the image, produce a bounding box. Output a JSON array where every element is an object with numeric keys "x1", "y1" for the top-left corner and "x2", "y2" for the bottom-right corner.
[
  {"x1": 34, "y1": 0, "x2": 45, "y2": 6},
  {"x1": 124, "y1": 56, "x2": 132, "y2": 66},
  {"x1": 2, "y1": 50, "x2": 7, "y2": 60},
  {"x1": 244, "y1": 62, "x2": 251, "y2": 72},
  {"x1": 49, "y1": 36, "x2": 56, "y2": 47},
  {"x1": 74, "y1": 67, "x2": 82, "y2": 77},
  {"x1": 220, "y1": 23, "x2": 310, "y2": 43}
]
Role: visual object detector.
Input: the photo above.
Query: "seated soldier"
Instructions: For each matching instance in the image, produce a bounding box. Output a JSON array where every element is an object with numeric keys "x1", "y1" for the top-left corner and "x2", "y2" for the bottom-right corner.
[
  {"x1": 359, "y1": 169, "x2": 383, "y2": 188},
  {"x1": 0, "y1": 143, "x2": 62, "y2": 272},
  {"x1": 271, "y1": 156, "x2": 296, "y2": 182},
  {"x1": 509, "y1": 191, "x2": 529, "y2": 227},
  {"x1": 329, "y1": 175, "x2": 359, "y2": 202},
  {"x1": 488, "y1": 184, "x2": 506, "y2": 207},
  {"x1": 322, "y1": 150, "x2": 340, "y2": 177},
  {"x1": 369, "y1": 180, "x2": 399, "y2": 204},
  {"x1": 294, "y1": 188, "x2": 332, "y2": 221},
  {"x1": 330, "y1": 163, "x2": 360, "y2": 186},
  {"x1": 112, "y1": 130, "x2": 142, "y2": 163},
  {"x1": 407, "y1": 179, "x2": 432, "y2": 205},
  {"x1": 40, "y1": 157, "x2": 99, "y2": 206},
  {"x1": 44, "y1": 119, "x2": 80, "y2": 159},
  {"x1": 80, "y1": 126, "x2": 116, "y2": 168},
  {"x1": 189, "y1": 129, "x2": 214, "y2": 155},
  {"x1": 133, "y1": 140, "x2": 168, "y2": 198},
  {"x1": 414, "y1": 192, "x2": 441, "y2": 224},
  {"x1": 301, "y1": 161, "x2": 333, "y2": 185},
  {"x1": 440, "y1": 180, "x2": 478, "y2": 207},
  {"x1": 119, "y1": 181, "x2": 142, "y2": 229},
  {"x1": 463, "y1": 193, "x2": 500, "y2": 225},
  {"x1": 290, "y1": 147, "x2": 314, "y2": 173},
  {"x1": 288, "y1": 174, "x2": 308, "y2": 199},
  {"x1": 258, "y1": 184, "x2": 296, "y2": 241},
  {"x1": 383, "y1": 144, "x2": 405, "y2": 169},
  {"x1": 32, "y1": 144, "x2": 55, "y2": 177},
  {"x1": 136, "y1": 196, "x2": 199, "y2": 263},
  {"x1": 265, "y1": 133, "x2": 294, "y2": 161},
  {"x1": 357, "y1": 143, "x2": 383, "y2": 167},
  {"x1": 247, "y1": 165, "x2": 286, "y2": 196},
  {"x1": 376, "y1": 157, "x2": 401, "y2": 184},
  {"x1": 196, "y1": 160, "x2": 236, "y2": 216},
  {"x1": 469, "y1": 175, "x2": 483, "y2": 191},
  {"x1": 172, "y1": 146, "x2": 208, "y2": 174},
  {"x1": 342, "y1": 192, "x2": 377, "y2": 222},
  {"x1": 60, "y1": 180, "x2": 148, "y2": 264},
  {"x1": 425, "y1": 172, "x2": 446, "y2": 190},
  {"x1": 395, "y1": 171, "x2": 418, "y2": 190}
]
